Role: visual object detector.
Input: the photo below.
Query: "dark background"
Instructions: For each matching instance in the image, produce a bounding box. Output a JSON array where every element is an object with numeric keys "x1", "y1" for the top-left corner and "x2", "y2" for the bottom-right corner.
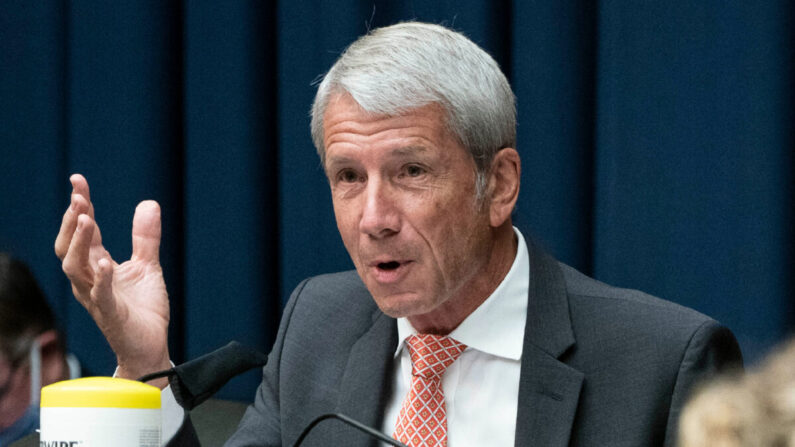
[{"x1": 1, "y1": 1, "x2": 792, "y2": 401}]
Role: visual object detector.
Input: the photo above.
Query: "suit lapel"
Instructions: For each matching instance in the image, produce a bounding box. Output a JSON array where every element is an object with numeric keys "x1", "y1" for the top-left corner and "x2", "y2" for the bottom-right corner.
[
  {"x1": 515, "y1": 241, "x2": 583, "y2": 446},
  {"x1": 332, "y1": 309, "x2": 398, "y2": 447}
]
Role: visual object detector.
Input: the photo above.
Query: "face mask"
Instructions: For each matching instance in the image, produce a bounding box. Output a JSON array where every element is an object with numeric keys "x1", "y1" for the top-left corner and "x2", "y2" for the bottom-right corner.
[{"x1": 0, "y1": 339, "x2": 41, "y2": 446}]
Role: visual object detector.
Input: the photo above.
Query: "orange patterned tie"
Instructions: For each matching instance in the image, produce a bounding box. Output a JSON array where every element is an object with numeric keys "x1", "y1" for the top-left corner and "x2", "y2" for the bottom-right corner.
[{"x1": 393, "y1": 334, "x2": 467, "y2": 447}]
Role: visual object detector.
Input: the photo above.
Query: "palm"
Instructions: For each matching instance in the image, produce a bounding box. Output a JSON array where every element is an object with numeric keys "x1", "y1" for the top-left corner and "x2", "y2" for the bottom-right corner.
[
  {"x1": 97, "y1": 259, "x2": 170, "y2": 370},
  {"x1": 75, "y1": 206, "x2": 170, "y2": 360}
]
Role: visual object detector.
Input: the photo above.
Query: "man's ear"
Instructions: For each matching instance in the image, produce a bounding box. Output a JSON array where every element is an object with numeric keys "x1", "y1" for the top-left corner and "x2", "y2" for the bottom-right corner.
[
  {"x1": 36, "y1": 330, "x2": 66, "y2": 386},
  {"x1": 487, "y1": 148, "x2": 521, "y2": 227}
]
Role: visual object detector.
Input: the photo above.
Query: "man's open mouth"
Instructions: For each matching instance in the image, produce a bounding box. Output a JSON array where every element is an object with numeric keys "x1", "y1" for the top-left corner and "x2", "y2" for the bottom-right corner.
[{"x1": 377, "y1": 261, "x2": 401, "y2": 270}]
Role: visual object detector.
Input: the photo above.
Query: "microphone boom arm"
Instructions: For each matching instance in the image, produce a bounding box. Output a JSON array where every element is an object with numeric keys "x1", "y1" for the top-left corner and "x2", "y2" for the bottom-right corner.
[{"x1": 292, "y1": 413, "x2": 408, "y2": 447}]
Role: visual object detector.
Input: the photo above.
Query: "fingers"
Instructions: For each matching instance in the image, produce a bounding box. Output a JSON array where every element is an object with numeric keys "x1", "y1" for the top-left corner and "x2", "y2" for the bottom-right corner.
[
  {"x1": 71, "y1": 175, "x2": 104, "y2": 251},
  {"x1": 61, "y1": 214, "x2": 96, "y2": 297},
  {"x1": 55, "y1": 193, "x2": 90, "y2": 260},
  {"x1": 70, "y1": 174, "x2": 95, "y2": 219},
  {"x1": 131, "y1": 200, "x2": 162, "y2": 263},
  {"x1": 91, "y1": 257, "x2": 116, "y2": 314},
  {"x1": 55, "y1": 174, "x2": 94, "y2": 260}
]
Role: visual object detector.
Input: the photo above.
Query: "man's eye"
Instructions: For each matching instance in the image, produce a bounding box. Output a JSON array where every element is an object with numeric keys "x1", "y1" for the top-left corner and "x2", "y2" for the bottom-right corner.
[
  {"x1": 337, "y1": 170, "x2": 360, "y2": 183},
  {"x1": 403, "y1": 164, "x2": 426, "y2": 178}
]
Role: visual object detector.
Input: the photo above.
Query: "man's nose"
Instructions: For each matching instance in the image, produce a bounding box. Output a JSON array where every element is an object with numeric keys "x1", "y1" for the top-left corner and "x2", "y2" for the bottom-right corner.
[{"x1": 359, "y1": 179, "x2": 400, "y2": 239}]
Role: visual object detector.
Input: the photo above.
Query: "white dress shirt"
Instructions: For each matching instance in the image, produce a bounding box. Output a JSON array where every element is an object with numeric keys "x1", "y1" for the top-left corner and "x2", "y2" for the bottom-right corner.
[{"x1": 381, "y1": 228, "x2": 529, "y2": 446}]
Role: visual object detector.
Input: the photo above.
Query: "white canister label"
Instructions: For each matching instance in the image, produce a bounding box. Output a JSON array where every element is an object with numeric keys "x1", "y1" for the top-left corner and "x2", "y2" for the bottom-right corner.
[{"x1": 40, "y1": 407, "x2": 161, "y2": 447}]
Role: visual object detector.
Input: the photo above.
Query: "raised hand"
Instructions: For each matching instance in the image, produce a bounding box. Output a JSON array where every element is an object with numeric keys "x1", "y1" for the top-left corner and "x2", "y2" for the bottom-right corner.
[{"x1": 55, "y1": 174, "x2": 171, "y2": 388}]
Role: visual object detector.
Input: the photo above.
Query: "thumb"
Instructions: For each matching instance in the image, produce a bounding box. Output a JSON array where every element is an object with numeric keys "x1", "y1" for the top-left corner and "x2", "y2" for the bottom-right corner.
[{"x1": 131, "y1": 200, "x2": 162, "y2": 263}]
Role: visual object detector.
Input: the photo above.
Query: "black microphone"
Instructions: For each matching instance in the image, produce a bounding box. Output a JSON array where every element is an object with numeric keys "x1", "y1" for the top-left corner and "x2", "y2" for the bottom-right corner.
[
  {"x1": 292, "y1": 413, "x2": 408, "y2": 447},
  {"x1": 138, "y1": 340, "x2": 267, "y2": 410}
]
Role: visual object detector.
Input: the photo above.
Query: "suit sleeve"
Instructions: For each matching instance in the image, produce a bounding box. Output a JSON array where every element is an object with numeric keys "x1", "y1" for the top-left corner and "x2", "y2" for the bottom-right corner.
[
  {"x1": 166, "y1": 278, "x2": 311, "y2": 447},
  {"x1": 662, "y1": 320, "x2": 743, "y2": 446}
]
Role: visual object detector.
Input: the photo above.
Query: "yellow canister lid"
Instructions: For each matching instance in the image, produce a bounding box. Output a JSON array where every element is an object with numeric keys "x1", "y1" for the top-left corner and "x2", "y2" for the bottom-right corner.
[{"x1": 41, "y1": 377, "x2": 161, "y2": 409}]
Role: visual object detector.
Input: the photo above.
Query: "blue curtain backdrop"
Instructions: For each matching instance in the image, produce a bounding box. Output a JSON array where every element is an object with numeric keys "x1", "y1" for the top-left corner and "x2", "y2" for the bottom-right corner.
[{"x1": 1, "y1": 1, "x2": 792, "y2": 401}]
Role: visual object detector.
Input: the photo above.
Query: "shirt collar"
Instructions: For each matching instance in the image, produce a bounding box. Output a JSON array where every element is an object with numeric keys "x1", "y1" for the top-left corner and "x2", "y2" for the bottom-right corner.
[{"x1": 394, "y1": 227, "x2": 529, "y2": 360}]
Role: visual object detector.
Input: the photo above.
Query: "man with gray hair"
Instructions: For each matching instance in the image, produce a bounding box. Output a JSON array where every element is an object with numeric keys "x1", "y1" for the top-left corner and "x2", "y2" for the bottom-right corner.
[{"x1": 56, "y1": 22, "x2": 741, "y2": 446}]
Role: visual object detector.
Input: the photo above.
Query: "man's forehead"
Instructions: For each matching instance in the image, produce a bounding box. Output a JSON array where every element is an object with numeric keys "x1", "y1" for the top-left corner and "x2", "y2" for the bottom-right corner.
[{"x1": 320, "y1": 92, "x2": 466, "y2": 169}]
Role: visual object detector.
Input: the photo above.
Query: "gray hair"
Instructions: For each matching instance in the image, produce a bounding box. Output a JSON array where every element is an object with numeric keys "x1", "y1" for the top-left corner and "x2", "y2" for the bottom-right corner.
[{"x1": 310, "y1": 22, "x2": 516, "y2": 195}]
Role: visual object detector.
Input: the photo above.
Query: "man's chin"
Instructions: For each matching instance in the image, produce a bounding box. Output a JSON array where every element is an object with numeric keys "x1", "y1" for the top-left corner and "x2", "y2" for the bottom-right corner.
[{"x1": 371, "y1": 292, "x2": 433, "y2": 319}]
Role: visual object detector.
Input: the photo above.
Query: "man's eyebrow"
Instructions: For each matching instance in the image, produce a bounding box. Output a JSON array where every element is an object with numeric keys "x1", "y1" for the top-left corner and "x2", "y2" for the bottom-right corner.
[
  {"x1": 323, "y1": 156, "x2": 353, "y2": 176},
  {"x1": 325, "y1": 146, "x2": 429, "y2": 166},
  {"x1": 389, "y1": 145, "x2": 430, "y2": 158},
  {"x1": 325, "y1": 155, "x2": 355, "y2": 167}
]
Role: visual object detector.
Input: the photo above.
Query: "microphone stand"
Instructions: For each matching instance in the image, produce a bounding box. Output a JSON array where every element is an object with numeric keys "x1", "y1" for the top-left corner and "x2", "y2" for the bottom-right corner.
[{"x1": 292, "y1": 413, "x2": 407, "y2": 447}]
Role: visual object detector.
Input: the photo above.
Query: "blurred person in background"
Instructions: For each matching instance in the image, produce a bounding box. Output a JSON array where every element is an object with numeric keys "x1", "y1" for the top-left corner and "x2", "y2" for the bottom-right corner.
[
  {"x1": 679, "y1": 338, "x2": 795, "y2": 447},
  {"x1": 0, "y1": 253, "x2": 79, "y2": 446}
]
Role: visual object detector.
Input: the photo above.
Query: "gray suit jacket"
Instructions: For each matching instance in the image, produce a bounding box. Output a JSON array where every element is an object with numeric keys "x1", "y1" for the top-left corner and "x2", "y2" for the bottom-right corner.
[{"x1": 173, "y1": 241, "x2": 741, "y2": 446}]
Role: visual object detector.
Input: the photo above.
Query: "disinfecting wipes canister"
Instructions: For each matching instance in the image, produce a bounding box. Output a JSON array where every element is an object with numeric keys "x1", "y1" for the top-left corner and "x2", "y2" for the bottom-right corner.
[{"x1": 40, "y1": 377, "x2": 161, "y2": 447}]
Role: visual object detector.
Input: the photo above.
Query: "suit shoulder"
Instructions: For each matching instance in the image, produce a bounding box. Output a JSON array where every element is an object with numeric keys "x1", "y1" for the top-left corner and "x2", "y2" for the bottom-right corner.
[
  {"x1": 294, "y1": 270, "x2": 368, "y2": 298},
  {"x1": 559, "y1": 261, "x2": 714, "y2": 327},
  {"x1": 551, "y1": 262, "x2": 742, "y2": 445},
  {"x1": 284, "y1": 270, "x2": 380, "y2": 329},
  {"x1": 557, "y1": 262, "x2": 741, "y2": 374}
]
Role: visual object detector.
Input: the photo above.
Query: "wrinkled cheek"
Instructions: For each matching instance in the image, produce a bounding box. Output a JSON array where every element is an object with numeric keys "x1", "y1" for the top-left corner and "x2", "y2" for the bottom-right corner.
[
  {"x1": 333, "y1": 208, "x2": 359, "y2": 253},
  {"x1": 341, "y1": 236, "x2": 360, "y2": 269},
  {"x1": 443, "y1": 228, "x2": 480, "y2": 284}
]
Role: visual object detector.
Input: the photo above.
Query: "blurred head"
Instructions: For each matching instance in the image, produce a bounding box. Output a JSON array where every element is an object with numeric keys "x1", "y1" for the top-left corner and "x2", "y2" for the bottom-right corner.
[
  {"x1": 0, "y1": 253, "x2": 68, "y2": 431},
  {"x1": 679, "y1": 339, "x2": 795, "y2": 447},
  {"x1": 678, "y1": 377, "x2": 763, "y2": 447},
  {"x1": 311, "y1": 22, "x2": 516, "y2": 199},
  {"x1": 314, "y1": 23, "x2": 521, "y2": 333}
]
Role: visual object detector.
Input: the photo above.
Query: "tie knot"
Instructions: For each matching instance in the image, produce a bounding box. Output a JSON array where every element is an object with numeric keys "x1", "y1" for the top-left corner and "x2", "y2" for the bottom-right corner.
[{"x1": 405, "y1": 334, "x2": 467, "y2": 379}]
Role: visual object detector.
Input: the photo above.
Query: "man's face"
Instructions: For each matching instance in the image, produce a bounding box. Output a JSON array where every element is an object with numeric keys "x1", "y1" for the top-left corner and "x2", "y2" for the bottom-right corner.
[{"x1": 323, "y1": 93, "x2": 497, "y2": 325}]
